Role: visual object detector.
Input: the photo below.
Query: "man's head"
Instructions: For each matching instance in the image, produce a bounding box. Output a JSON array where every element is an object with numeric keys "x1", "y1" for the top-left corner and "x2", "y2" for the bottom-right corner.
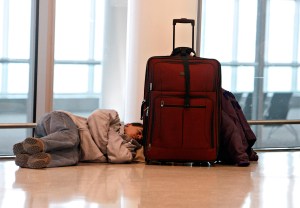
[{"x1": 124, "y1": 123, "x2": 143, "y2": 141}]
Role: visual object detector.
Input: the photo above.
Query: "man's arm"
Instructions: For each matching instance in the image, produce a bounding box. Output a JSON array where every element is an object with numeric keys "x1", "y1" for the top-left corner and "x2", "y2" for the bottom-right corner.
[
  {"x1": 107, "y1": 128, "x2": 139, "y2": 163},
  {"x1": 87, "y1": 109, "x2": 120, "y2": 155}
]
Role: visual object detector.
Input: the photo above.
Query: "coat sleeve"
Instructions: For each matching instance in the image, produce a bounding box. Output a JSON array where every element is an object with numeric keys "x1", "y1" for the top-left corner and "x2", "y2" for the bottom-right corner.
[
  {"x1": 87, "y1": 109, "x2": 121, "y2": 155},
  {"x1": 106, "y1": 128, "x2": 136, "y2": 163},
  {"x1": 219, "y1": 89, "x2": 258, "y2": 165}
]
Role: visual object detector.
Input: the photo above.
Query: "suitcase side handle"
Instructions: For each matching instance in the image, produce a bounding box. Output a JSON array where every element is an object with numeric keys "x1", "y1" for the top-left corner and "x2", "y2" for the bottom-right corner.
[{"x1": 173, "y1": 18, "x2": 195, "y2": 51}]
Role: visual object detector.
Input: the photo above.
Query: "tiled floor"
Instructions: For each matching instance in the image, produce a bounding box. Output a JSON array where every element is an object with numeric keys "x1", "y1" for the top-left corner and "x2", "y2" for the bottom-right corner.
[{"x1": 1, "y1": 151, "x2": 300, "y2": 208}]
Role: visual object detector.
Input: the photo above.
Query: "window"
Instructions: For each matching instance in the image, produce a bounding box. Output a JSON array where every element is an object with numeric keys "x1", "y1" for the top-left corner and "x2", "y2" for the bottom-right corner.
[
  {"x1": 53, "y1": 0, "x2": 105, "y2": 116},
  {"x1": 200, "y1": 0, "x2": 300, "y2": 148},
  {"x1": 0, "y1": 0, "x2": 33, "y2": 99},
  {"x1": 0, "y1": 0, "x2": 128, "y2": 156},
  {"x1": 53, "y1": 0, "x2": 128, "y2": 118},
  {"x1": 200, "y1": 0, "x2": 258, "y2": 91},
  {"x1": 0, "y1": 0, "x2": 36, "y2": 155}
]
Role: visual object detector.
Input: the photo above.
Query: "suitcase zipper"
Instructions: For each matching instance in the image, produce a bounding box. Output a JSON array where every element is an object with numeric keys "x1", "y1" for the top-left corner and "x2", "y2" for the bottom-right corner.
[{"x1": 160, "y1": 100, "x2": 206, "y2": 108}]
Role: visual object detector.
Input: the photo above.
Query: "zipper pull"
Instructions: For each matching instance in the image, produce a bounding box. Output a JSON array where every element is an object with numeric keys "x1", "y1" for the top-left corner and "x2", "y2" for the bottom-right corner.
[
  {"x1": 160, "y1": 100, "x2": 164, "y2": 107},
  {"x1": 145, "y1": 107, "x2": 149, "y2": 117}
]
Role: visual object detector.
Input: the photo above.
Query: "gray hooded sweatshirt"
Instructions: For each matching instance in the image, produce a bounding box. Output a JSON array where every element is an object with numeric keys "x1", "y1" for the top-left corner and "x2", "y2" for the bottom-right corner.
[{"x1": 64, "y1": 109, "x2": 144, "y2": 163}]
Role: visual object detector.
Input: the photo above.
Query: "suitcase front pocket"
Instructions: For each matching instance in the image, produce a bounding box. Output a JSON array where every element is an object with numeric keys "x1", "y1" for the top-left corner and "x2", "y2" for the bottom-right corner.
[{"x1": 151, "y1": 96, "x2": 214, "y2": 149}]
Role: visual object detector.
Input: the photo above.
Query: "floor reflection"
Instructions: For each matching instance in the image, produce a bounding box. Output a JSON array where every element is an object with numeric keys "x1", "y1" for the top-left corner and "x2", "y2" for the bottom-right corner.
[
  {"x1": 12, "y1": 163, "x2": 145, "y2": 207},
  {"x1": 1, "y1": 151, "x2": 300, "y2": 208}
]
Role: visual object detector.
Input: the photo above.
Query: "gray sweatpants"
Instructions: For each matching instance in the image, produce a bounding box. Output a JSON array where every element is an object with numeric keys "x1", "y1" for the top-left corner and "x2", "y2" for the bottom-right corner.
[{"x1": 35, "y1": 111, "x2": 80, "y2": 167}]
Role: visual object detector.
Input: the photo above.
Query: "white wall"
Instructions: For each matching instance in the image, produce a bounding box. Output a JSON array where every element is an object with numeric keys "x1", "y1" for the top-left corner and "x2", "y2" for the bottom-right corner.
[
  {"x1": 124, "y1": 0, "x2": 198, "y2": 122},
  {"x1": 101, "y1": 0, "x2": 128, "y2": 120}
]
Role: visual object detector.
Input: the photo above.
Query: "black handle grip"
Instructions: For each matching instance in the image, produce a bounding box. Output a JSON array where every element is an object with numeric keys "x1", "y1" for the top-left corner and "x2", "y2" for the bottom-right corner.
[
  {"x1": 173, "y1": 18, "x2": 195, "y2": 51},
  {"x1": 173, "y1": 18, "x2": 195, "y2": 26}
]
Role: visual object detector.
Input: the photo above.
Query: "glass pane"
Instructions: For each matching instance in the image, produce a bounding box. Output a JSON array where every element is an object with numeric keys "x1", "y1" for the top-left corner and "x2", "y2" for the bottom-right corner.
[
  {"x1": 201, "y1": 0, "x2": 235, "y2": 62},
  {"x1": 298, "y1": 68, "x2": 300, "y2": 91},
  {"x1": 0, "y1": 65, "x2": 2, "y2": 92},
  {"x1": 237, "y1": 0, "x2": 257, "y2": 62},
  {"x1": 93, "y1": 65, "x2": 103, "y2": 93},
  {"x1": 55, "y1": 0, "x2": 91, "y2": 60},
  {"x1": 0, "y1": 0, "x2": 34, "y2": 156},
  {"x1": 54, "y1": 0, "x2": 105, "y2": 60},
  {"x1": 8, "y1": 0, "x2": 32, "y2": 59},
  {"x1": 221, "y1": 66, "x2": 232, "y2": 90},
  {"x1": 259, "y1": 92, "x2": 299, "y2": 148},
  {"x1": 0, "y1": 129, "x2": 29, "y2": 155},
  {"x1": 236, "y1": 66, "x2": 255, "y2": 92},
  {"x1": 265, "y1": 67, "x2": 292, "y2": 92},
  {"x1": 94, "y1": 1, "x2": 105, "y2": 60},
  {"x1": 299, "y1": 27, "x2": 300, "y2": 62},
  {"x1": 259, "y1": 124, "x2": 300, "y2": 148},
  {"x1": 200, "y1": 0, "x2": 300, "y2": 149},
  {"x1": 54, "y1": 65, "x2": 89, "y2": 94},
  {"x1": 7, "y1": 63, "x2": 29, "y2": 94},
  {"x1": 0, "y1": 1, "x2": 3, "y2": 58},
  {"x1": 53, "y1": 0, "x2": 105, "y2": 116},
  {"x1": 267, "y1": 0, "x2": 295, "y2": 63}
]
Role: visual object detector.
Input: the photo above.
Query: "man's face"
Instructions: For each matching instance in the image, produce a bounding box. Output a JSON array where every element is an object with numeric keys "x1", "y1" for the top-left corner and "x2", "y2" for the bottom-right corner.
[{"x1": 124, "y1": 124, "x2": 143, "y2": 141}]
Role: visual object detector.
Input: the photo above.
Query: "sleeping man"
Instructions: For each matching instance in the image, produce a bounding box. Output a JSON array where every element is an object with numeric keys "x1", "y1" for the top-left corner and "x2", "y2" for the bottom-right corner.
[{"x1": 13, "y1": 109, "x2": 144, "y2": 169}]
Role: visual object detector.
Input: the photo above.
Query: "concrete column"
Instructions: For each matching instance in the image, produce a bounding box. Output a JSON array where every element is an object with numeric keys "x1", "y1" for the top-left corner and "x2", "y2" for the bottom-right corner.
[
  {"x1": 124, "y1": 0, "x2": 198, "y2": 122},
  {"x1": 36, "y1": 0, "x2": 55, "y2": 119},
  {"x1": 101, "y1": 0, "x2": 128, "y2": 118}
]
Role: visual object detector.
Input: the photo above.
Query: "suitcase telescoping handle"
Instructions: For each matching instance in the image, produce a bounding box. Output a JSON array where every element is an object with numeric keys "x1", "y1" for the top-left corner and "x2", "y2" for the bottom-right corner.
[
  {"x1": 172, "y1": 18, "x2": 195, "y2": 51},
  {"x1": 172, "y1": 18, "x2": 195, "y2": 107}
]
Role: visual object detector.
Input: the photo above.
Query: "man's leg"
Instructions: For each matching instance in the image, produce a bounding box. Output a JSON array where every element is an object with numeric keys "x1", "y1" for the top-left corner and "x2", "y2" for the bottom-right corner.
[
  {"x1": 14, "y1": 111, "x2": 80, "y2": 168},
  {"x1": 13, "y1": 111, "x2": 80, "y2": 154},
  {"x1": 35, "y1": 111, "x2": 80, "y2": 152},
  {"x1": 46, "y1": 148, "x2": 80, "y2": 167}
]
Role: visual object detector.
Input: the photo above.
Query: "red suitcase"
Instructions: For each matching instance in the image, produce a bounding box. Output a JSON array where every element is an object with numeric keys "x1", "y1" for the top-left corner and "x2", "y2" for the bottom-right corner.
[{"x1": 141, "y1": 18, "x2": 222, "y2": 164}]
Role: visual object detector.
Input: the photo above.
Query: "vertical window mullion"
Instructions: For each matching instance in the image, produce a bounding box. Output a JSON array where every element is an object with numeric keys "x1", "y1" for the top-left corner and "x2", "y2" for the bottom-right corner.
[
  {"x1": 87, "y1": 0, "x2": 96, "y2": 95},
  {"x1": 253, "y1": 0, "x2": 267, "y2": 120},
  {"x1": 1, "y1": 63, "x2": 8, "y2": 94},
  {"x1": 263, "y1": 0, "x2": 270, "y2": 92},
  {"x1": 196, "y1": 0, "x2": 202, "y2": 56},
  {"x1": 292, "y1": 0, "x2": 300, "y2": 91},
  {"x1": 1, "y1": 0, "x2": 9, "y2": 94},
  {"x1": 2, "y1": 0, "x2": 8, "y2": 56},
  {"x1": 29, "y1": 0, "x2": 39, "y2": 123},
  {"x1": 199, "y1": 0, "x2": 206, "y2": 56},
  {"x1": 251, "y1": 0, "x2": 268, "y2": 147},
  {"x1": 231, "y1": 0, "x2": 239, "y2": 91}
]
